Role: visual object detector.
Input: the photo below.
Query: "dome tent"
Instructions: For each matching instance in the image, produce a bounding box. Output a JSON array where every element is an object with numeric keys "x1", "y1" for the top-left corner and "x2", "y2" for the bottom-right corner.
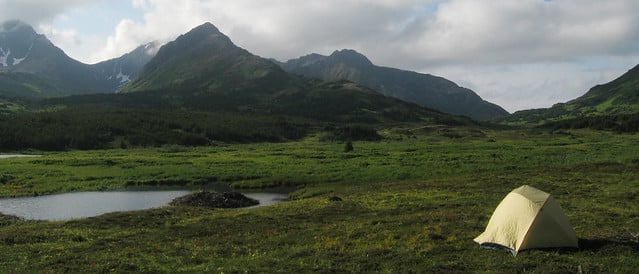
[{"x1": 474, "y1": 185, "x2": 578, "y2": 255}]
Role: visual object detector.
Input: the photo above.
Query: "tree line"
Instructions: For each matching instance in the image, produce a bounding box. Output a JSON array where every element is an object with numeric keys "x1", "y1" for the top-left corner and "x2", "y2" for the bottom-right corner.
[
  {"x1": 0, "y1": 106, "x2": 308, "y2": 151},
  {"x1": 544, "y1": 114, "x2": 639, "y2": 133}
]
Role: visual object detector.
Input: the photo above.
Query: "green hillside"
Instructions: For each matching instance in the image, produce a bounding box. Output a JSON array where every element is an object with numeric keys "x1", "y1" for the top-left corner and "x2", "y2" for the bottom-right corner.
[
  {"x1": 0, "y1": 97, "x2": 24, "y2": 114},
  {"x1": 122, "y1": 23, "x2": 289, "y2": 93},
  {"x1": 504, "y1": 64, "x2": 639, "y2": 131},
  {"x1": 0, "y1": 77, "x2": 481, "y2": 151},
  {"x1": 567, "y1": 64, "x2": 639, "y2": 115},
  {"x1": 0, "y1": 71, "x2": 67, "y2": 97}
]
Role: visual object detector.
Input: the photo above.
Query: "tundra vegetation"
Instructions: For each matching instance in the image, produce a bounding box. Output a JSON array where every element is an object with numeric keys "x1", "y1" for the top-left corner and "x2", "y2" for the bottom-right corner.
[{"x1": 0, "y1": 128, "x2": 638, "y2": 272}]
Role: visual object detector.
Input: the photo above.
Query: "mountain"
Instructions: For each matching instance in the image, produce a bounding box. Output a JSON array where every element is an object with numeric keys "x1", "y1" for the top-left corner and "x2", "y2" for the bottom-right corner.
[
  {"x1": 0, "y1": 20, "x2": 38, "y2": 68},
  {"x1": 504, "y1": 65, "x2": 639, "y2": 123},
  {"x1": 1, "y1": 20, "x2": 502, "y2": 123},
  {"x1": 0, "y1": 20, "x2": 103, "y2": 96},
  {"x1": 122, "y1": 23, "x2": 474, "y2": 125},
  {"x1": 91, "y1": 42, "x2": 158, "y2": 90},
  {"x1": 561, "y1": 64, "x2": 639, "y2": 115},
  {"x1": 277, "y1": 49, "x2": 509, "y2": 121},
  {"x1": 123, "y1": 23, "x2": 289, "y2": 93},
  {"x1": 0, "y1": 20, "x2": 155, "y2": 97},
  {"x1": 1, "y1": 22, "x2": 485, "y2": 151},
  {"x1": 506, "y1": 64, "x2": 639, "y2": 127}
]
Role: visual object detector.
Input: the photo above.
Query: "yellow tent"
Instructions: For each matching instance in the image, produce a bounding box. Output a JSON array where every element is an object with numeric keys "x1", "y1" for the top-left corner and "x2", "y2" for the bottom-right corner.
[{"x1": 474, "y1": 185, "x2": 578, "y2": 255}]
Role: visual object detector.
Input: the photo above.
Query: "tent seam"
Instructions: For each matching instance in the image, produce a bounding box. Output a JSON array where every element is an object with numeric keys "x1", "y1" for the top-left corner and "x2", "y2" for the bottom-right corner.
[{"x1": 516, "y1": 196, "x2": 551, "y2": 254}]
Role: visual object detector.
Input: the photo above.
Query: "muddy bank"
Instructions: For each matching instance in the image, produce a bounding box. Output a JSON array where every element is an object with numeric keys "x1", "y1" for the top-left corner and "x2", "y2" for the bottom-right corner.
[{"x1": 170, "y1": 191, "x2": 259, "y2": 208}]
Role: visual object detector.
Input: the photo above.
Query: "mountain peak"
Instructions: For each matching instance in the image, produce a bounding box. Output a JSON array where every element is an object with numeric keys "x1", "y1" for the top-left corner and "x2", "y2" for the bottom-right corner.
[
  {"x1": 165, "y1": 22, "x2": 233, "y2": 51},
  {"x1": 195, "y1": 22, "x2": 220, "y2": 33},
  {"x1": 280, "y1": 49, "x2": 509, "y2": 120},
  {"x1": 329, "y1": 49, "x2": 373, "y2": 67},
  {"x1": 185, "y1": 22, "x2": 226, "y2": 39},
  {"x1": 0, "y1": 20, "x2": 36, "y2": 34},
  {"x1": 123, "y1": 21, "x2": 288, "y2": 93},
  {"x1": 1, "y1": 20, "x2": 43, "y2": 68}
]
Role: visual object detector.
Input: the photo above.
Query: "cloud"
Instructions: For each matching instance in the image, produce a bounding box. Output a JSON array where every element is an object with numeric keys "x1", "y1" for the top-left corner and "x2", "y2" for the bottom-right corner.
[
  {"x1": 89, "y1": 0, "x2": 435, "y2": 62},
  {"x1": 390, "y1": 0, "x2": 639, "y2": 67},
  {"x1": 131, "y1": 0, "x2": 146, "y2": 8},
  {"x1": 37, "y1": 23, "x2": 79, "y2": 46},
  {"x1": 0, "y1": 0, "x2": 100, "y2": 26},
  {"x1": 0, "y1": 0, "x2": 106, "y2": 62},
  {"x1": 430, "y1": 60, "x2": 633, "y2": 113},
  {"x1": 91, "y1": 0, "x2": 639, "y2": 67}
]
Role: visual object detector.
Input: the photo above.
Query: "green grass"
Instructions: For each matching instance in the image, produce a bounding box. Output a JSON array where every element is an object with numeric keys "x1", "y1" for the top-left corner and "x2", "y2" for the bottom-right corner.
[
  {"x1": 0, "y1": 98, "x2": 25, "y2": 114},
  {"x1": 1, "y1": 129, "x2": 638, "y2": 272}
]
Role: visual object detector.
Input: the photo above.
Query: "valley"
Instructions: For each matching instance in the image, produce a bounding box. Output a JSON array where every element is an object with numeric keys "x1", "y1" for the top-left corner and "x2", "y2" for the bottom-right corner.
[{"x1": 1, "y1": 130, "x2": 638, "y2": 272}]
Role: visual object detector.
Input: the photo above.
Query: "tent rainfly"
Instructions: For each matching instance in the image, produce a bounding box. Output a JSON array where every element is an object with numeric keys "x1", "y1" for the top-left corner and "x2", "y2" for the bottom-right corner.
[{"x1": 474, "y1": 185, "x2": 578, "y2": 255}]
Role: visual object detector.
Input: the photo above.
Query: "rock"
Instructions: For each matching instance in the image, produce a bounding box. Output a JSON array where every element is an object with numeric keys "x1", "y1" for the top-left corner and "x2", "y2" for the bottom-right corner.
[
  {"x1": 170, "y1": 191, "x2": 259, "y2": 208},
  {"x1": 328, "y1": 196, "x2": 343, "y2": 202}
]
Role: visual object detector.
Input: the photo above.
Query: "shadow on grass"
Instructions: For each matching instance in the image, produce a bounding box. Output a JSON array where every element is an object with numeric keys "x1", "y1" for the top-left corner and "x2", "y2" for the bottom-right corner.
[
  {"x1": 526, "y1": 237, "x2": 639, "y2": 255},
  {"x1": 0, "y1": 213, "x2": 25, "y2": 226},
  {"x1": 480, "y1": 237, "x2": 639, "y2": 256},
  {"x1": 578, "y1": 238, "x2": 639, "y2": 252}
]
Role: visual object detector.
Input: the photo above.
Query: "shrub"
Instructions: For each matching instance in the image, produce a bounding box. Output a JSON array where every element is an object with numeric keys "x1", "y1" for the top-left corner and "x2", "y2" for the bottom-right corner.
[
  {"x1": 344, "y1": 141, "x2": 354, "y2": 152},
  {"x1": 320, "y1": 125, "x2": 382, "y2": 142}
]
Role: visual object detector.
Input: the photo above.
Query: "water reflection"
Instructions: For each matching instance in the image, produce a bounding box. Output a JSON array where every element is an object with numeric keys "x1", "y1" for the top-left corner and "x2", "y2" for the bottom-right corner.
[
  {"x1": 0, "y1": 154, "x2": 41, "y2": 159},
  {"x1": 0, "y1": 189, "x2": 289, "y2": 221}
]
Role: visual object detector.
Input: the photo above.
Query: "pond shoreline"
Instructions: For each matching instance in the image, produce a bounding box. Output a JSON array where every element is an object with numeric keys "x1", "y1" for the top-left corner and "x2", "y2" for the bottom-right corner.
[
  {"x1": 0, "y1": 154, "x2": 41, "y2": 159},
  {"x1": 0, "y1": 188, "x2": 290, "y2": 221}
]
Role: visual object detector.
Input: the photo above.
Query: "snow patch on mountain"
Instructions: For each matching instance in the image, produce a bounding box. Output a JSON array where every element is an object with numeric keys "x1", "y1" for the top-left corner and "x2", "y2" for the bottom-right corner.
[
  {"x1": 0, "y1": 47, "x2": 9, "y2": 67},
  {"x1": 14, "y1": 43, "x2": 34, "y2": 65},
  {"x1": 13, "y1": 56, "x2": 25, "y2": 65},
  {"x1": 0, "y1": 43, "x2": 31, "y2": 66},
  {"x1": 116, "y1": 71, "x2": 130, "y2": 84}
]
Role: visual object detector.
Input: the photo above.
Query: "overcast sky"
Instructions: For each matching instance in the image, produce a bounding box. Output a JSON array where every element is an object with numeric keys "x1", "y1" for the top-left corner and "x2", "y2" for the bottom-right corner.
[{"x1": 1, "y1": 0, "x2": 638, "y2": 113}]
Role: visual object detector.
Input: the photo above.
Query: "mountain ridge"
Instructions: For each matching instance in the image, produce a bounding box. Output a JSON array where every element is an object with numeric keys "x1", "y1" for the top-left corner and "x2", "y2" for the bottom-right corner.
[
  {"x1": 122, "y1": 22, "x2": 289, "y2": 93},
  {"x1": 504, "y1": 64, "x2": 639, "y2": 127},
  {"x1": 1, "y1": 20, "x2": 506, "y2": 123},
  {"x1": 92, "y1": 42, "x2": 158, "y2": 90},
  {"x1": 278, "y1": 49, "x2": 509, "y2": 121},
  {"x1": 0, "y1": 20, "x2": 155, "y2": 97},
  {"x1": 120, "y1": 22, "x2": 478, "y2": 125}
]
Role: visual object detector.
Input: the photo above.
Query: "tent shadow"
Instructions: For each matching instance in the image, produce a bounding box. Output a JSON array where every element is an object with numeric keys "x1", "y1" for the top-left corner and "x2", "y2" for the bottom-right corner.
[
  {"x1": 480, "y1": 238, "x2": 639, "y2": 256},
  {"x1": 577, "y1": 238, "x2": 639, "y2": 252},
  {"x1": 522, "y1": 238, "x2": 639, "y2": 254}
]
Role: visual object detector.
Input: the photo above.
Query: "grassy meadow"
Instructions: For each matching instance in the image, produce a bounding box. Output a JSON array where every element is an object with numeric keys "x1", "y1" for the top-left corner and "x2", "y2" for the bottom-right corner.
[{"x1": 0, "y1": 128, "x2": 638, "y2": 272}]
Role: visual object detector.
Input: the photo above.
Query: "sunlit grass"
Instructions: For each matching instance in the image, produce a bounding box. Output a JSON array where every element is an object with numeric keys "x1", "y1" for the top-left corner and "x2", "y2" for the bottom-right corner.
[{"x1": 0, "y1": 129, "x2": 638, "y2": 272}]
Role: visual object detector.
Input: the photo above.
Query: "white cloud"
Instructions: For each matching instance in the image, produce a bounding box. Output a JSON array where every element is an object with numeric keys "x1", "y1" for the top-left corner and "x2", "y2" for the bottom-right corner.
[
  {"x1": 20, "y1": 0, "x2": 639, "y2": 68},
  {"x1": 93, "y1": 0, "x2": 639, "y2": 65},
  {"x1": 131, "y1": 0, "x2": 146, "y2": 8},
  {"x1": 89, "y1": 0, "x2": 436, "y2": 63},
  {"x1": 0, "y1": 0, "x2": 100, "y2": 26},
  {"x1": 430, "y1": 60, "x2": 635, "y2": 113},
  {"x1": 388, "y1": 0, "x2": 639, "y2": 67}
]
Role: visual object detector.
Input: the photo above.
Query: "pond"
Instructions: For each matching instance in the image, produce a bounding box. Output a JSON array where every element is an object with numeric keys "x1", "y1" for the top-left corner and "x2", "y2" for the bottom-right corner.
[
  {"x1": 0, "y1": 189, "x2": 289, "y2": 221},
  {"x1": 0, "y1": 154, "x2": 41, "y2": 159}
]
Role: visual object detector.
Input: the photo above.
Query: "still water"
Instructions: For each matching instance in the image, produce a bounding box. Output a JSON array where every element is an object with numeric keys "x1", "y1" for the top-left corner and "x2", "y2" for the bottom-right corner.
[
  {"x1": 0, "y1": 154, "x2": 41, "y2": 159},
  {"x1": 0, "y1": 190, "x2": 288, "y2": 221}
]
